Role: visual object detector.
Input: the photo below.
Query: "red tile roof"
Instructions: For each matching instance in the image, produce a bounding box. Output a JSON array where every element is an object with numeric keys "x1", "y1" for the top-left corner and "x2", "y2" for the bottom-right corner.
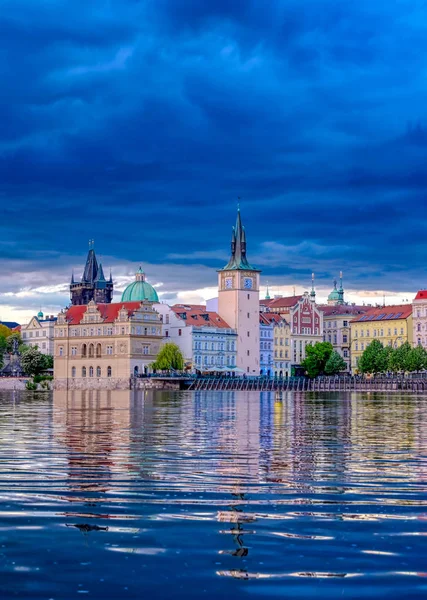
[
  {"x1": 414, "y1": 290, "x2": 427, "y2": 300},
  {"x1": 351, "y1": 304, "x2": 412, "y2": 323},
  {"x1": 171, "y1": 304, "x2": 232, "y2": 329},
  {"x1": 260, "y1": 313, "x2": 285, "y2": 325},
  {"x1": 65, "y1": 302, "x2": 143, "y2": 325},
  {"x1": 260, "y1": 295, "x2": 303, "y2": 309}
]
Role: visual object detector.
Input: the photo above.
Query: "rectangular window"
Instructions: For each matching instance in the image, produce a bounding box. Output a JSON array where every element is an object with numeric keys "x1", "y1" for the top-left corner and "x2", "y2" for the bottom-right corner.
[
  {"x1": 247, "y1": 350, "x2": 250, "y2": 356},
  {"x1": 343, "y1": 335, "x2": 348, "y2": 343},
  {"x1": 343, "y1": 321, "x2": 348, "y2": 327},
  {"x1": 165, "y1": 330, "x2": 169, "y2": 337}
]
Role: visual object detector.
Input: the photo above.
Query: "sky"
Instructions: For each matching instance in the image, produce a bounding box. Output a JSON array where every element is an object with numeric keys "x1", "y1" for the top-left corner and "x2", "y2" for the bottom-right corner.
[{"x1": 1, "y1": 0, "x2": 427, "y2": 323}]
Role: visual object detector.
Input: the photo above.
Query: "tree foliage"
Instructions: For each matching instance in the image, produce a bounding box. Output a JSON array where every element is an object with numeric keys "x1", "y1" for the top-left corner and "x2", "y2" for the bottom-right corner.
[
  {"x1": 359, "y1": 340, "x2": 427, "y2": 374},
  {"x1": 0, "y1": 324, "x2": 12, "y2": 338},
  {"x1": 20, "y1": 348, "x2": 49, "y2": 376},
  {"x1": 6, "y1": 332, "x2": 22, "y2": 354},
  {"x1": 358, "y1": 340, "x2": 388, "y2": 374},
  {"x1": 301, "y1": 342, "x2": 334, "y2": 378},
  {"x1": 151, "y1": 343, "x2": 184, "y2": 371},
  {"x1": 324, "y1": 351, "x2": 347, "y2": 375}
]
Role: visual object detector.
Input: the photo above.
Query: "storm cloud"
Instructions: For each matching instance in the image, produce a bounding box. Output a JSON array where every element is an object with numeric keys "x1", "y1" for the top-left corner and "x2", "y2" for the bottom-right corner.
[{"x1": 1, "y1": 0, "x2": 426, "y2": 320}]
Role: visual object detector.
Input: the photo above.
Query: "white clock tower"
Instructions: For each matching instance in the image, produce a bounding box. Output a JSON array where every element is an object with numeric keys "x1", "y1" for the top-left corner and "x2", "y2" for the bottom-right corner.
[{"x1": 218, "y1": 208, "x2": 260, "y2": 375}]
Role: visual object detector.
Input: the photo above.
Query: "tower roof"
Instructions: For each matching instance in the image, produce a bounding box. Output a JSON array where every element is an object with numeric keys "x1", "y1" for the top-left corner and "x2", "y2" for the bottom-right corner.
[
  {"x1": 221, "y1": 207, "x2": 258, "y2": 271},
  {"x1": 82, "y1": 248, "x2": 99, "y2": 283},
  {"x1": 95, "y1": 263, "x2": 107, "y2": 288}
]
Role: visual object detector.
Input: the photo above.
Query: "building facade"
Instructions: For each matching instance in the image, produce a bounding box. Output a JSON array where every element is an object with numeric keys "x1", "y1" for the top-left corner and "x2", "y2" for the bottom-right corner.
[
  {"x1": 412, "y1": 291, "x2": 427, "y2": 347},
  {"x1": 350, "y1": 304, "x2": 413, "y2": 372},
  {"x1": 54, "y1": 300, "x2": 163, "y2": 389},
  {"x1": 154, "y1": 303, "x2": 237, "y2": 372},
  {"x1": 261, "y1": 292, "x2": 323, "y2": 370},
  {"x1": 320, "y1": 305, "x2": 368, "y2": 372},
  {"x1": 259, "y1": 314, "x2": 274, "y2": 375},
  {"x1": 70, "y1": 245, "x2": 113, "y2": 306},
  {"x1": 20, "y1": 311, "x2": 57, "y2": 355},
  {"x1": 218, "y1": 209, "x2": 260, "y2": 375}
]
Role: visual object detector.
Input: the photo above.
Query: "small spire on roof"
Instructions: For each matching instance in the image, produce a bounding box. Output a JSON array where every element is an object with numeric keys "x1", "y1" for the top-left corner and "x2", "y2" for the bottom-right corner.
[{"x1": 265, "y1": 281, "x2": 270, "y2": 300}]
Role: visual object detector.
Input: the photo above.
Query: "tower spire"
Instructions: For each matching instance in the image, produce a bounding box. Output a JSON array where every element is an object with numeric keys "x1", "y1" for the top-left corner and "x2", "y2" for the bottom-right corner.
[
  {"x1": 265, "y1": 281, "x2": 270, "y2": 300},
  {"x1": 310, "y1": 272, "x2": 316, "y2": 300},
  {"x1": 222, "y1": 206, "x2": 256, "y2": 271}
]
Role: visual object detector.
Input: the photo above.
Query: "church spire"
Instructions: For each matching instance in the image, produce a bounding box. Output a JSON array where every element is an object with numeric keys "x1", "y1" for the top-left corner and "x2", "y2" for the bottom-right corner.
[
  {"x1": 222, "y1": 206, "x2": 257, "y2": 271},
  {"x1": 82, "y1": 248, "x2": 99, "y2": 283},
  {"x1": 265, "y1": 281, "x2": 270, "y2": 300},
  {"x1": 310, "y1": 272, "x2": 316, "y2": 300}
]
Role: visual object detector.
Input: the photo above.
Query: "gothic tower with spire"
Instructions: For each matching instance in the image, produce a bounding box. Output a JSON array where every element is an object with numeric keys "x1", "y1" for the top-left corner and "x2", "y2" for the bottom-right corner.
[
  {"x1": 70, "y1": 244, "x2": 114, "y2": 305},
  {"x1": 218, "y1": 208, "x2": 260, "y2": 375}
]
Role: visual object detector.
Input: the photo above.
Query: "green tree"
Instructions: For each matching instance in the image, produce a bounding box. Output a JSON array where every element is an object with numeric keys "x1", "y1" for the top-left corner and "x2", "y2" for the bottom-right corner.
[
  {"x1": 324, "y1": 350, "x2": 347, "y2": 375},
  {"x1": 0, "y1": 336, "x2": 7, "y2": 369},
  {"x1": 151, "y1": 343, "x2": 184, "y2": 371},
  {"x1": 43, "y1": 355, "x2": 54, "y2": 370},
  {"x1": 6, "y1": 332, "x2": 22, "y2": 354},
  {"x1": 358, "y1": 340, "x2": 389, "y2": 374},
  {"x1": 388, "y1": 341, "x2": 412, "y2": 373},
  {"x1": 20, "y1": 348, "x2": 48, "y2": 376},
  {"x1": 301, "y1": 342, "x2": 333, "y2": 378},
  {"x1": 406, "y1": 345, "x2": 427, "y2": 372}
]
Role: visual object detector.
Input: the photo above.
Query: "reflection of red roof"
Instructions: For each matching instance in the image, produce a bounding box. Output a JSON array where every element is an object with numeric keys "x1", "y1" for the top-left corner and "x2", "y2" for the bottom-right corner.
[
  {"x1": 65, "y1": 302, "x2": 143, "y2": 325},
  {"x1": 171, "y1": 304, "x2": 231, "y2": 329},
  {"x1": 260, "y1": 295, "x2": 303, "y2": 309},
  {"x1": 351, "y1": 304, "x2": 412, "y2": 323},
  {"x1": 415, "y1": 290, "x2": 427, "y2": 300}
]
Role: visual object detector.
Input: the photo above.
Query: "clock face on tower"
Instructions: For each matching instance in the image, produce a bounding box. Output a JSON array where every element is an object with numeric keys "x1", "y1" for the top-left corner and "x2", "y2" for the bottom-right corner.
[
  {"x1": 244, "y1": 277, "x2": 253, "y2": 289},
  {"x1": 225, "y1": 277, "x2": 233, "y2": 289}
]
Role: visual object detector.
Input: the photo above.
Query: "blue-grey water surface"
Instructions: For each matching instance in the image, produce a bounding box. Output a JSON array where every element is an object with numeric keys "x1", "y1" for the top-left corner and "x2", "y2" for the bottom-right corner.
[{"x1": 1, "y1": 389, "x2": 427, "y2": 599}]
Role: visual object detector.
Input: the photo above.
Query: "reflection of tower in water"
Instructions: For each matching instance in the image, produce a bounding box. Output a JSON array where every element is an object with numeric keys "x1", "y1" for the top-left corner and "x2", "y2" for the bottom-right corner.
[{"x1": 213, "y1": 392, "x2": 261, "y2": 561}]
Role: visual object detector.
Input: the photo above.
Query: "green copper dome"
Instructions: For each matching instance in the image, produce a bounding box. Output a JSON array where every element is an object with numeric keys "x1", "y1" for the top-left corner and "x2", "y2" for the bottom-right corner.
[
  {"x1": 37, "y1": 310, "x2": 44, "y2": 319},
  {"x1": 121, "y1": 267, "x2": 159, "y2": 303}
]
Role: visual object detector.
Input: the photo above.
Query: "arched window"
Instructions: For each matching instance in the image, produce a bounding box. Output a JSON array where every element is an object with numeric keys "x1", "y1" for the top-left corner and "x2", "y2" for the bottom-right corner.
[
  {"x1": 88, "y1": 344, "x2": 94, "y2": 358},
  {"x1": 96, "y1": 343, "x2": 102, "y2": 358},
  {"x1": 134, "y1": 366, "x2": 139, "y2": 376},
  {"x1": 71, "y1": 366, "x2": 76, "y2": 378},
  {"x1": 82, "y1": 367, "x2": 86, "y2": 377},
  {"x1": 96, "y1": 366, "x2": 101, "y2": 377},
  {"x1": 89, "y1": 366, "x2": 94, "y2": 377},
  {"x1": 82, "y1": 344, "x2": 87, "y2": 357},
  {"x1": 107, "y1": 366, "x2": 112, "y2": 377}
]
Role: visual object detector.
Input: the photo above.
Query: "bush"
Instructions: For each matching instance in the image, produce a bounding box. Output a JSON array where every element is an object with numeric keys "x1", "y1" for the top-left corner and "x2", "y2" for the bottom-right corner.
[
  {"x1": 33, "y1": 374, "x2": 54, "y2": 384},
  {"x1": 25, "y1": 381, "x2": 37, "y2": 391}
]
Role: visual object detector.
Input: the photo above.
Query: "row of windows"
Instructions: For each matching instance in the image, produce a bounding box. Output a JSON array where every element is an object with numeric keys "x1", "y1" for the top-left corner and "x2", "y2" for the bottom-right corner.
[
  {"x1": 194, "y1": 341, "x2": 235, "y2": 351},
  {"x1": 58, "y1": 325, "x2": 159, "y2": 337},
  {"x1": 194, "y1": 355, "x2": 235, "y2": 366},
  {"x1": 260, "y1": 329, "x2": 273, "y2": 338},
  {"x1": 274, "y1": 338, "x2": 289, "y2": 346},
  {"x1": 354, "y1": 339, "x2": 404, "y2": 351},
  {"x1": 275, "y1": 350, "x2": 289, "y2": 358},
  {"x1": 71, "y1": 366, "x2": 112, "y2": 378},
  {"x1": 293, "y1": 327, "x2": 320, "y2": 335},
  {"x1": 260, "y1": 342, "x2": 272, "y2": 350},
  {"x1": 354, "y1": 328, "x2": 404, "y2": 338},
  {"x1": 22, "y1": 331, "x2": 50, "y2": 339}
]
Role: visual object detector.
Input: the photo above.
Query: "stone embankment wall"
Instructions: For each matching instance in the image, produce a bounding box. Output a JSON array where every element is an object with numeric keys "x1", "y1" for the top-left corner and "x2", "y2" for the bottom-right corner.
[
  {"x1": 54, "y1": 378, "x2": 182, "y2": 391},
  {"x1": 0, "y1": 378, "x2": 28, "y2": 390}
]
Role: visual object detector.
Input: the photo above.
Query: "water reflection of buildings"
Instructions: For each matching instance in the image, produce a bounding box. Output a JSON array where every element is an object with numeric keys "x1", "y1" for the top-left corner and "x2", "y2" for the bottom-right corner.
[{"x1": 53, "y1": 389, "x2": 134, "y2": 495}]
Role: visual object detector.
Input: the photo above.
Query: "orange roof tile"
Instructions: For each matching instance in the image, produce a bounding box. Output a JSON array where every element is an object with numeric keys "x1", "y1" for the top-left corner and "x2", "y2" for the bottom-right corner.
[
  {"x1": 64, "y1": 302, "x2": 143, "y2": 325},
  {"x1": 351, "y1": 304, "x2": 412, "y2": 323},
  {"x1": 171, "y1": 304, "x2": 232, "y2": 329},
  {"x1": 260, "y1": 295, "x2": 303, "y2": 309}
]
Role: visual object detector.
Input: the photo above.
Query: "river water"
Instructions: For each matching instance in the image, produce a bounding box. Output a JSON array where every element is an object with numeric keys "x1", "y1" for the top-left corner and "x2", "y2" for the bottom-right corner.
[{"x1": 0, "y1": 390, "x2": 427, "y2": 599}]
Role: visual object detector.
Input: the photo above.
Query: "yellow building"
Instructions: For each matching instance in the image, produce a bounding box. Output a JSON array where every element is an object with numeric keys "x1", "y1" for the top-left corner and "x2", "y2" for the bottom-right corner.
[{"x1": 350, "y1": 304, "x2": 413, "y2": 372}]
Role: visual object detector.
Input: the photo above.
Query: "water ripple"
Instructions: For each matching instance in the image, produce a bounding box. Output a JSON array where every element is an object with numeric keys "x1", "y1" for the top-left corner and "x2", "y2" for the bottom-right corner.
[{"x1": 0, "y1": 389, "x2": 427, "y2": 599}]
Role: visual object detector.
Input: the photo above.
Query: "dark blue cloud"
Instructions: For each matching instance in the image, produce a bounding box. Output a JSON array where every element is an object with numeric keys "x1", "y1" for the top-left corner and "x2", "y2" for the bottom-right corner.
[{"x1": 1, "y1": 0, "x2": 427, "y2": 313}]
